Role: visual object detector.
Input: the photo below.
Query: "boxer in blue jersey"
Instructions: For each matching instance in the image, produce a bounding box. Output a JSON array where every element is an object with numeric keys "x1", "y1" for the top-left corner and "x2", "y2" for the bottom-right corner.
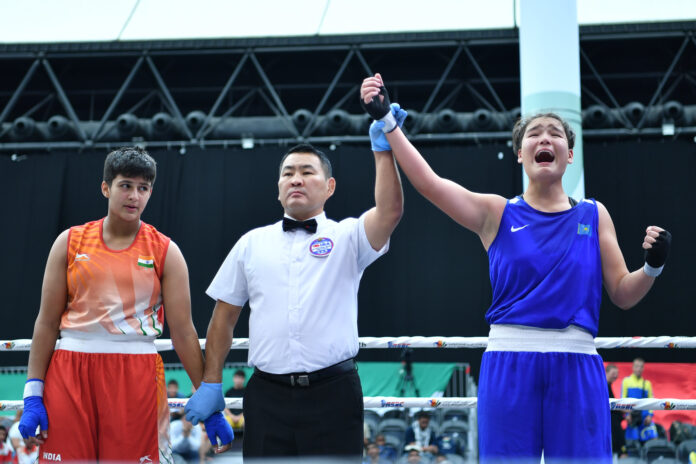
[{"x1": 360, "y1": 74, "x2": 671, "y2": 463}]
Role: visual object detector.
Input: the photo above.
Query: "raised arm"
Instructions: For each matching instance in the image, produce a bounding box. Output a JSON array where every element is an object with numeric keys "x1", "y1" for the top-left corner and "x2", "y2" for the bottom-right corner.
[
  {"x1": 162, "y1": 241, "x2": 204, "y2": 388},
  {"x1": 361, "y1": 74, "x2": 505, "y2": 249},
  {"x1": 363, "y1": 149, "x2": 404, "y2": 251},
  {"x1": 597, "y1": 201, "x2": 671, "y2": 309}
]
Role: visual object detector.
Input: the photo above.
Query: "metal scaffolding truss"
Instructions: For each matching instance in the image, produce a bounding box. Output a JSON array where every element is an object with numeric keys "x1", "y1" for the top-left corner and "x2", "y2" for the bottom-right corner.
[{"x1": 1, "y1": 21, "x2": 696, "y2": 151}]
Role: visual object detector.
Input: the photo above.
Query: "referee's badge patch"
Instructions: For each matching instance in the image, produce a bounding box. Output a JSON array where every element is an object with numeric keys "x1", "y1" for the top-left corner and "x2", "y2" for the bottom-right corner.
[{"x1": 309, "y1": 237, "x2": 333, "y2": 257}]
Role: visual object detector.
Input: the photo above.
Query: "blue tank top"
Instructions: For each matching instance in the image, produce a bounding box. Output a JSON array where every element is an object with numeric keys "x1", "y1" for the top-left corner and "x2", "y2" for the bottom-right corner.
[{"x1": 486, "y1": 196, "x2": 602, "y2": 336}]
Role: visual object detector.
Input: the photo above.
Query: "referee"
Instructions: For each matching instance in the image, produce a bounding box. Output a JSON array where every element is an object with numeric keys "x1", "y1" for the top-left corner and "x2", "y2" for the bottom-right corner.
[{"x1": 185, "y1": 138, "x2": 404, "y2": 459}]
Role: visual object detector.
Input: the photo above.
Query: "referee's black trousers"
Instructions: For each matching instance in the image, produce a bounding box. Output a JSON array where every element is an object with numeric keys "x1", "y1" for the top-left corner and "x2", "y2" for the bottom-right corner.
[{"x1": 242, "y1": 367, "x2": 363, "y2": 460}]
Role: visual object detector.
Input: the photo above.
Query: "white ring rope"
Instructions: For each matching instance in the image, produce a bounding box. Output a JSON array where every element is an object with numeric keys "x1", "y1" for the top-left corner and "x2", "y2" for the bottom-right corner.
[
  {"x1": 1, "y1": 335, "x2": 696, "y2": 351},
  {"x1": 1, "y1": 397, "x2": 694, "y2": 412},
  {"x1": 3, "y1": 337, "x2": 694, "y2": 414}
]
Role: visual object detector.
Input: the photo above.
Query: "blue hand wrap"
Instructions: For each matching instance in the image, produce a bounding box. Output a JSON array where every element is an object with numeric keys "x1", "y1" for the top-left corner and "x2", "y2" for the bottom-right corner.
[
  {"x1": 19, "y1": 395, "x2": 48, "y2": 439},
  {"x1": 204, "y1": 411, "x2": 234, "y2": 447}
]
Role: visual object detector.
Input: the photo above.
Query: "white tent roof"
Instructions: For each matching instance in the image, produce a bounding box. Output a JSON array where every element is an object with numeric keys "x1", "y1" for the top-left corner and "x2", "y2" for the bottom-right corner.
[{"x1": 0, "y1": 0, "x2": 695, "y2": 44}]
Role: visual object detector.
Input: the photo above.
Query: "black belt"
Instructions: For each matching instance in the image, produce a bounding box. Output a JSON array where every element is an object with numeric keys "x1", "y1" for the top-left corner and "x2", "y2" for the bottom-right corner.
[{"x1": 254, "y1": 358, "x2": 355, "y2": 387}]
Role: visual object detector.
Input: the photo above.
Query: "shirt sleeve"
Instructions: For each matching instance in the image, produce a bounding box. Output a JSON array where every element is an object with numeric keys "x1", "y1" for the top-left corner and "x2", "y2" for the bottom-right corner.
[
  {"x1": 355, "y1": 211, "x2": 389, "y2": 272},
  {"x1": 206, "y1": 234, "x2": 249, "y2": 307}
]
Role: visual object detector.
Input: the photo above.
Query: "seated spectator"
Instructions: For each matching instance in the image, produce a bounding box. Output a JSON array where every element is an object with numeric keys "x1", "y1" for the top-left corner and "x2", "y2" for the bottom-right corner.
[
  {"x1": 167, "y1": 379, "x2": 181, "y2": 398},
  {"x1": 405, "y1": 444, "x2": 426, "y2": 464},
  {"x1": 622, "y1": 357, "x2": 656, "y2": 444},
  {"x1": 375, "y1": 433, "x2": 398, "y2": 462},
  {"x1": 363, "y1": 442, "x2": 393, "y2": 464},
  {"x1": 168, "y1": 379, "x2": 185, "y2": 420},
  {"x1": 16, "y1": 444, "x2": 38, "y2": 464},
  {"x1": 405, "y1": 410, "x2": 439, "y2": 460},
  {"x1": 3, "y1": 410, "x2": 38, "y2": 464},
  {"x1": 434, "y1": 454, "x2": 453, "y2": 464},
  {"x1": 435, "y1": 432, "x2": 463, "y2": 456},
  {"x1": 0, "y1": 426, "x2": 12, "y2": 463},
  {"x1": 6, "y1": 410, "x2": 23, "y2": 452},
  {"x1": 170, "y1": 416, "x2": 203, "y2": 464},
  {"x1": 224, "y1": 369, "x2": 246, "y2": 433}
]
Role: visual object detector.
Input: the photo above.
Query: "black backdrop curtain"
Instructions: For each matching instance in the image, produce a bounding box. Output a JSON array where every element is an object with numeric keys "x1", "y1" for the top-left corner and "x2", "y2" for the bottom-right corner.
[{"x1": 1, "y1": 140, "x2": 694, "y2": 376}]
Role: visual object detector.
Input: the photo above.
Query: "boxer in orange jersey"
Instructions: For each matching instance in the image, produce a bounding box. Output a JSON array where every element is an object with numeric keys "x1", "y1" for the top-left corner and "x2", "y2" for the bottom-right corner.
[{"x1": 19, "y1": 147, "x2": 233, "y2": 462}]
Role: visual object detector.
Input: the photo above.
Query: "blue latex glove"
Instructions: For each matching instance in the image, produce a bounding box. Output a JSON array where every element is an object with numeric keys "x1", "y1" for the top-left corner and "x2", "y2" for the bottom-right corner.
[
  {"x1": 370, "y1": 103, "x2": 407, "y2": 152},
  {"x1": 203, "y1": 411, "x2": 234, "y2": 448},
  {"x1": 184, "y1": 382, "x2": 226, "y2": 425},
  {"x1": 19, "y1": 395, "x2": 48, "y2": 439}
]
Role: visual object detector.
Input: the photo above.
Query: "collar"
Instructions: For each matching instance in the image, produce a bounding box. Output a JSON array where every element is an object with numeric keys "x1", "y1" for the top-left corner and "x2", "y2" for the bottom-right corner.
[{"x1": 283, "y1": 211, "x2": 327, "y2": 225}]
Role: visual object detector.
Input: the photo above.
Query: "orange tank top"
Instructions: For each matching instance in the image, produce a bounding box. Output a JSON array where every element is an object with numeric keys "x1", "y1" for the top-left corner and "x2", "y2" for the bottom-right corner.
[{"x1": 62, "y1": 218, "x2": 170, "y2": 338}]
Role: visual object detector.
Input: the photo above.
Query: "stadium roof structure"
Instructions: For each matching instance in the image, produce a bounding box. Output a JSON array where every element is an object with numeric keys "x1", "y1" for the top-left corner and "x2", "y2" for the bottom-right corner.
[{"x1": 1, "y1": 1, "x2": 696, "y2": 151}]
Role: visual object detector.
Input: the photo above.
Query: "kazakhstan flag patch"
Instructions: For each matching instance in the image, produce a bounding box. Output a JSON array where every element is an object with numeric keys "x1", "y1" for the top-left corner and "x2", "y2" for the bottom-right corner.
[{"x1": 577, "y1": 223, "x2": 591, "y2": 236}]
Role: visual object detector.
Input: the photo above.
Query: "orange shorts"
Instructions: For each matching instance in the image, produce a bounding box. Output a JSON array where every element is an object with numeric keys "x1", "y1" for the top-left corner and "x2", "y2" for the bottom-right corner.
[{"x1": 40, "y1": 343, "x2": 169, "y2": 463}]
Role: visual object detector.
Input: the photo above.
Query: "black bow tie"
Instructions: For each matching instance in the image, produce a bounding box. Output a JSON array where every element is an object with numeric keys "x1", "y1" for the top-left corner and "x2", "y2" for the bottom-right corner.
[{"x1": 282, "y1": 217, "x2": 317, "y2": 234}]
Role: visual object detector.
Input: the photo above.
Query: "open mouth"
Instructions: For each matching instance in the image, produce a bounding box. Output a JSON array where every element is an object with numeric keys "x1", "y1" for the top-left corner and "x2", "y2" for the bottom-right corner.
[{"x1": 535, "y1": 150, "x2": 555, "y2": 163}]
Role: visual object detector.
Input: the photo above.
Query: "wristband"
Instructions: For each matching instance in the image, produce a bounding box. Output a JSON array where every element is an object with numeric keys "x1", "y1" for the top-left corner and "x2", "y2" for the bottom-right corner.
[
  {"x1": 24, "y1": 379, "x2": 44, "y2": 398},
  {"x1": 381, "y1": 112, "x2": 397, "y2": 133},
  {"x1": 643, "y1": 262, "x2": 663, "y2": 278}
]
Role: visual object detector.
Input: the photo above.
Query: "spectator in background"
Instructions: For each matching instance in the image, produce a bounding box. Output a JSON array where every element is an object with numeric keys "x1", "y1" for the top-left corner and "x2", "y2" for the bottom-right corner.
[
  {"x1": 171, "y1": 416, "x2": 203, "y2": 464},
  {"x1": 223, "y1": 369, "x2": 246, "y2": 434},
  {"x1": 6, "y1": 410, "x2": 23, "y2": 453},
  {"x1": 622, "y1": 358, "x2": 656, "y2": 443},
  {"x1": 15, "y1": 444, "x2": 38, "y2": 464},
  {"x1": 168, "y1": 379, "x2": 182, "y2": 398},
  {"x1": 435, "y1": 432, "x2": 463, "y2": 457},
  {"x1": 168, "y1": 379, "x2": 185, "y2": 421},
  {"x1": 375, "y1": 434, "x2": 398, "y2": 462},
  {"x1": 363, "y1": 442, "x2": 393, "y2": 464},
  {"x1": 606, "y1": 364, "x2": 627, "y2": 458},
  {"x1": 405, "y1": 444, "x2": 425, "y2": 464},
  {"x1": 0, "y1": 426, "x2": 12, "y2": 463},
  {"x1": 5, "y1": 411, "x2": 38, "y2": 464},
  {"x1": 405, "y1": 411, "x2": 439, "y2": 460}
]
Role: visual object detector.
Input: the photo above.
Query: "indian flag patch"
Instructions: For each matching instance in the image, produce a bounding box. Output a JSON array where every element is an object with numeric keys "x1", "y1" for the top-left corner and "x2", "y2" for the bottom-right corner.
[{"x1": 137, "y1": 256, "x2": 154, "y2": 268}]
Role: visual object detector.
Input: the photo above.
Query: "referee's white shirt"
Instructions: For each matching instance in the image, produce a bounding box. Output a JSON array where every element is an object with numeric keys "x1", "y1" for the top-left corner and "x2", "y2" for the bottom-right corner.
[{"x1": 207, "y1": 211, "x2": 388, "y2": 374}]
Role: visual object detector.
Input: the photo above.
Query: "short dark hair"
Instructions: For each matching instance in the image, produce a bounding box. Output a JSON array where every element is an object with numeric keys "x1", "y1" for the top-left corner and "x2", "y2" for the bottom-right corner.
[
  {"x1": 167, "y1": 379, "x2": 179, "y2": 386},
  {"x1": 233, "y1": 369, "x2": 246, "y2": 378},
  {"x1": 511, "y1": 113, "x2": 576, "y2": 154},
  {"x1": 279, "y1": 143, "x2": 332, "y2": 178},
  {"x1": 103, "y1": 146, "x2": 157, "y2": 186},
  {"x1": 605, "y1": 364, "x2": 618, "y2": 373},
  {"x1": 416, "y1": 410, "x2": 430, "y2": 419}
]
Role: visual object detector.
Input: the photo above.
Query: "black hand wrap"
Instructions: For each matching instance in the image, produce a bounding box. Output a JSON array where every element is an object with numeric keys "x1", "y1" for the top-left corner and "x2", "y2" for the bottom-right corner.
[
  {"x1": 645, "y1": 230, "x2": 671, "y2": 268},
  {"x1": 360, "y1": 86, "x2": 391, "y2": 120}
]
